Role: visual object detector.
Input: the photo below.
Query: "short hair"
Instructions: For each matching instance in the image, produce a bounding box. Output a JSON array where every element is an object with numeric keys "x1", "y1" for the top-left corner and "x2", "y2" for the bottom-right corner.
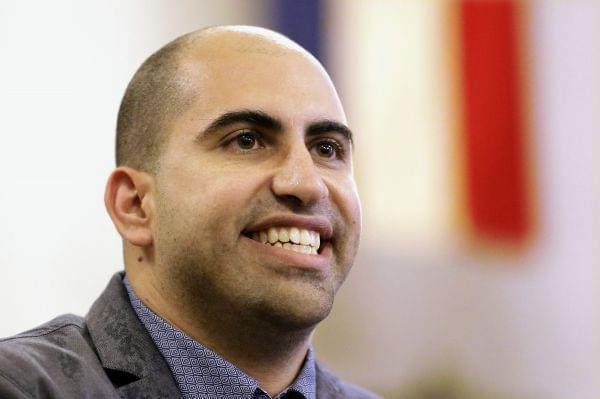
[{"x1": 115, "y1": 35, "x2": 194, "y2": 172}]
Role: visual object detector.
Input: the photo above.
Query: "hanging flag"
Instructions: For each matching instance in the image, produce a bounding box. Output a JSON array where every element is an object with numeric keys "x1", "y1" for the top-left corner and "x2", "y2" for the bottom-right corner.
[{"x1": 458, "y1": 0, "x2": 533, "y2": 245}]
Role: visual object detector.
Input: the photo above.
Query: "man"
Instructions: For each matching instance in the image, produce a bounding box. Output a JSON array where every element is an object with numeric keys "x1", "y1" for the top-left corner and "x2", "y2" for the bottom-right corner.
[{"x1": 0, "y1": 26, "x2": 377, "y2": 398}]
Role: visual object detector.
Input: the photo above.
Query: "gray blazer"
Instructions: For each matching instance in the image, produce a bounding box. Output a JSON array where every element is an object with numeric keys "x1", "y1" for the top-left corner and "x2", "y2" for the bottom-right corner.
[{"x1": 0, "y1": 272, "x2": 379, "y2": 398}]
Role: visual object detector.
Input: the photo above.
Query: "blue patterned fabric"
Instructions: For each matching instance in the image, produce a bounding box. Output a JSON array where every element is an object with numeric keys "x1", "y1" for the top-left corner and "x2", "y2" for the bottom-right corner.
[{"x1": 123, "y1": 276, "x2": 316, "y2": 399}]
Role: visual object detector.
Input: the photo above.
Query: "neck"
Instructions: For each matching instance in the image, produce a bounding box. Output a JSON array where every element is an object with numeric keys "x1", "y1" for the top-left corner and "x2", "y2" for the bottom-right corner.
[{"x1": 127, "y1": 266, "x2": 314, "y2": 397}]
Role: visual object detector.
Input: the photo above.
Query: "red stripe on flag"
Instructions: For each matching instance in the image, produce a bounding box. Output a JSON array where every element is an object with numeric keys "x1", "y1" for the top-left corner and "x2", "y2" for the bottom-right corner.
[{"x1": 459, "y1": 0, "x2": 530, "y2": 243}]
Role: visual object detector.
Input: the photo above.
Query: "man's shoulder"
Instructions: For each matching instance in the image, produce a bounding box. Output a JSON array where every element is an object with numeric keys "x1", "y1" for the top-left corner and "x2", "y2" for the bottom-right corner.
[
  {"x1": 0, "y1": 314, "x2": 114, "y2": 398},
  {"x1": 315, "y1": 359, "x2": 382, "y2": 399},
  {"x1": 1, "y1": 313, "x2": 85, "y2": 339},
  {"x1": 0, "y1": 313, "x2": 88, "y2": 367}
]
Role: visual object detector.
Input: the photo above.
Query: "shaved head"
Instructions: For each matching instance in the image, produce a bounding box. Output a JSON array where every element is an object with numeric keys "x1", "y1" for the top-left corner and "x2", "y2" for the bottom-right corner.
[{"x1": 115, "y1": 26, "x2": 319, "y2": 173}]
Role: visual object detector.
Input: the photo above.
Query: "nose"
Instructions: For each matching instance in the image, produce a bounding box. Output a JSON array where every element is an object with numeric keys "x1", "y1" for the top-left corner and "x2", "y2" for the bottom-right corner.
[{"x1": 271, "y1": 143, "x2": 328, "y2": 207}]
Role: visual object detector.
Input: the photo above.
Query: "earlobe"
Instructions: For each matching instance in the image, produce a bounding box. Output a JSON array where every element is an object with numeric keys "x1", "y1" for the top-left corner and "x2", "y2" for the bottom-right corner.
[{"x1": 104, "y1": 167, "x2": 154, "y2": 247}]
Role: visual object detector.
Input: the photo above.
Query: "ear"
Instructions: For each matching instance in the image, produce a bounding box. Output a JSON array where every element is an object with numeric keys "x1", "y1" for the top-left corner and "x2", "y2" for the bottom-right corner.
[{"x1": 104, "y1": 167, "x2": 154, "y2": 247}]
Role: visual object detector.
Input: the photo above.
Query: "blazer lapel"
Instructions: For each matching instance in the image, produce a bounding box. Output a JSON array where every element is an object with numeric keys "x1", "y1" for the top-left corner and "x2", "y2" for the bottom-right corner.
[{"x1": 85, "y1": 272, "x2": 181, "y2": 398}]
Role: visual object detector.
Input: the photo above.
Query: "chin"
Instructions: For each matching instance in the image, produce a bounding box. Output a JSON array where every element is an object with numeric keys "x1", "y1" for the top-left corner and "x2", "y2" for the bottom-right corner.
[{"x1": 252, "y1": 284, "x2": 335, "y2": 331}]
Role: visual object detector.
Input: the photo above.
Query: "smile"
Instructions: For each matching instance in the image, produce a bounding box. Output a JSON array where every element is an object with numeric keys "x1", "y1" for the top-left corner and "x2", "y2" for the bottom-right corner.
[{"x1": 250, "y1": 227, "x2": 320, "y2": 255}]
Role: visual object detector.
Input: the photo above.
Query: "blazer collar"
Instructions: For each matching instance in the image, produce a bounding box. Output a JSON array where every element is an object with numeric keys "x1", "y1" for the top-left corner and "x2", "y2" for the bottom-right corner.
[
  {"x1": 85, "y1": 271, "x2": 181, "y2": 398},
  {"x1": 85, "y1": 272, "x2": 345, "y2": 398}
]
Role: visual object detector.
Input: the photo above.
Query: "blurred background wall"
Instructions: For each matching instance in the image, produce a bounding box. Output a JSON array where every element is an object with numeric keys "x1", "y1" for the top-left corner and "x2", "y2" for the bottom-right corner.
[{"x1": 0, "y1": 1, "x2": 598, "y2": 398}]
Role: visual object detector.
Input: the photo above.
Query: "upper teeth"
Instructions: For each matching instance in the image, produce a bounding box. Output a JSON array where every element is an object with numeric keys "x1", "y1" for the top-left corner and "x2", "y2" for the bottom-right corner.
[{"x1": 252, "y1": 227, "x2": 321, "y2": 255}]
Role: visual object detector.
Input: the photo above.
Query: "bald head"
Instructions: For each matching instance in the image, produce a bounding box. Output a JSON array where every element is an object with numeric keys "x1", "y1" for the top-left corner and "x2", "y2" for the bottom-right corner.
[{"x1": 115, "y1": 26, "x2": 323, "y2": 173}]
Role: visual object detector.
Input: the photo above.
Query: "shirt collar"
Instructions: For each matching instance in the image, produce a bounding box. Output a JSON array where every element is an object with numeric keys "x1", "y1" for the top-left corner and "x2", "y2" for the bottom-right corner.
[{"x1": 123, "y1": 276, "x2": 316, "y2": 399}]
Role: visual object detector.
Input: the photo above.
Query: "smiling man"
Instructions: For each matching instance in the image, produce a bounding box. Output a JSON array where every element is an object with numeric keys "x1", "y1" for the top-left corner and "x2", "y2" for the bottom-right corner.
[{"x1": 0, "y1": 26, "x2": 377, "y2": 398}]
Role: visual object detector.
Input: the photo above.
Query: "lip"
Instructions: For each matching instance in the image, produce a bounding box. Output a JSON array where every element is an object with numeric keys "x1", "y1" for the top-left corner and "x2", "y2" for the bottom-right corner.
[
  {"x1": 240, "y1": 234, "x2": 333, "y2": 271},
  {"x1": 243, "y1": 214, "x2": 334, "y2": 241}
]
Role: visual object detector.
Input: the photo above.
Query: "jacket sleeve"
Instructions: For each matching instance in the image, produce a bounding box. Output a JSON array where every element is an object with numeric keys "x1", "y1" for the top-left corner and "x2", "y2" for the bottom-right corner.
[{"x1": 0, "y1": 370, "x2": 32, "y2": 399}]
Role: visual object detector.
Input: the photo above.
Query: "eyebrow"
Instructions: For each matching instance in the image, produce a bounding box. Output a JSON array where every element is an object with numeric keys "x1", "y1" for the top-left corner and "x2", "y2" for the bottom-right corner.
[
  {"x1": 198, "y1": 109, "x2": 353, "y2": 145},
  {"x1": 200, "y1": 110, "x2": 282, "y2": 137},
  {"x1": 306, "y1": 120, "x2": 353, "y2": 145}
]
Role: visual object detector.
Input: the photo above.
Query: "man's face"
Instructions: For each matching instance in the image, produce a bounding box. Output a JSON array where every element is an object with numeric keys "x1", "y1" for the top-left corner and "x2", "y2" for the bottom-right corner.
[{"x1": 150, "y1": 45, "x2": 361, "y2": 329}]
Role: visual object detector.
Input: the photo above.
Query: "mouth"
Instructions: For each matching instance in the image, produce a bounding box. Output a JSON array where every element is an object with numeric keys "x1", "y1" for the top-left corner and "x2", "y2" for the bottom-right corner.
[
  {"x1": 245, "y1": 227, "x2": 322, "y2": 255},
  {"x1": 241, "y1": 215, "x2": 334, "y2": 262}
]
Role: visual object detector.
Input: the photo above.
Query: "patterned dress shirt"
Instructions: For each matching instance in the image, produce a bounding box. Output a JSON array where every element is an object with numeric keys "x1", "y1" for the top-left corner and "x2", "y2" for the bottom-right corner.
[{"x1": 123, "y1": 276, "x2": 316, "y2": 399}]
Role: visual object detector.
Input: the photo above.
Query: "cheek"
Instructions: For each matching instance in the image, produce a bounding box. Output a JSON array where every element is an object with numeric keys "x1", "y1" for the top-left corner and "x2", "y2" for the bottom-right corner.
[
  {"x1": 347, "y1": 186, "x2": 362, "y2": 236},
  {"x1": 163, "y1": 161, "x2": 244, "y2": 206},
  {"x1": 332, "y1": 177, "x2": 362, "y2": 236},
  {"x1": 162, "y1": 166, "x2": 264, "y2": 233}
]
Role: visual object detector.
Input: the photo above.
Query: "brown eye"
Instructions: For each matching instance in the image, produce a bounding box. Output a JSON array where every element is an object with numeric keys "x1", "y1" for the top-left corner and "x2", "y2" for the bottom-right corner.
[
  {"x1": 316, "y1": 142, "x2": 336, "y2": 158},
  {"x1": 236, "y1": 133, "x2": 257, "y2": 150}
]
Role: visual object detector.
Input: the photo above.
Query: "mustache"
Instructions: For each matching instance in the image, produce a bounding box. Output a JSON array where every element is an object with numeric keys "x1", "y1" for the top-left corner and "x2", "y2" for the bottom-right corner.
[{"x1": 242, "y1": 202, "x2": 339, "y2": 230}]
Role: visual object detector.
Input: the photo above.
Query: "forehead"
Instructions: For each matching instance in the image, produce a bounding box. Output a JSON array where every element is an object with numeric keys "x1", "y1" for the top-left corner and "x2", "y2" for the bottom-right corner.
[{"x1": 178, "y1": 46, "x2": 346, "y2": 126}]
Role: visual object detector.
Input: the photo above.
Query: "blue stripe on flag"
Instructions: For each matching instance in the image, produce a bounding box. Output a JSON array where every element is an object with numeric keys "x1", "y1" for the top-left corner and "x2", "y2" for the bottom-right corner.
[{"x1": 274, "y1": 0, "x2": 324, "y2": 61}]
